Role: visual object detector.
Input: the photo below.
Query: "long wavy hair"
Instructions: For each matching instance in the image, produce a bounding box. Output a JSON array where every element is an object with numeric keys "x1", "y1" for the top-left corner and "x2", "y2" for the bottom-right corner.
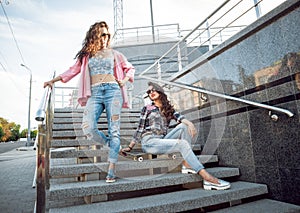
[
  {"x1": 148, "y1": 82, "x2": 175, "y2": 124},
  {"x1": 75, "y1": 21, "x2": 111, "y2": 62}
]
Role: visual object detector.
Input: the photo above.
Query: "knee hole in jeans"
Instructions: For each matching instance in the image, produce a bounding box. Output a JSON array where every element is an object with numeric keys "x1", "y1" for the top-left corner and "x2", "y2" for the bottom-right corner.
[
  {"x1": 83, "y1": 109, "x2": 88, "y2": 115},
  {"x1": 111, "y1": 114, "x2": 120, "y2": 121},
  {"x1": 82, "y1": 122, "x2": 93, "y2": 139}
]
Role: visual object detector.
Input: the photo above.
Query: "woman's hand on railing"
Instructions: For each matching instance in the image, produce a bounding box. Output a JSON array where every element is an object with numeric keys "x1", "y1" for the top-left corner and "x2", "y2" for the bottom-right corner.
[
  {"x1": 43, "y1": 80, "x2": 54, "y2": 89},
  {"x1": 44, "y1": 76, "x2": 61, "y2": 89}
]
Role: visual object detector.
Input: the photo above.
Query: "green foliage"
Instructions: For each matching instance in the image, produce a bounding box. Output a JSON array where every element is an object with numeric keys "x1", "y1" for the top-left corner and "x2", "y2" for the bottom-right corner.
[
  {"x1": 20, "y1": 129, "x2": 27, "y2": 138},
  {"x1": 0, "y1": 117, "x2": 36, "y2": 142},
  {"x1": 8, "y1": 124, "x2": 21, "y2": 141},
  {"x1": 0, "y1": 126, "x2": 4, "y2": 139},
  {"x1": 20, "y1": 128, "x2": 36, "y2": 139},
  {"x1": 31, "y1": 129, "x2": 38, "y2": 139},
  {"x1": 0, "y1": 117, "x2": 21, "y2": 142}
]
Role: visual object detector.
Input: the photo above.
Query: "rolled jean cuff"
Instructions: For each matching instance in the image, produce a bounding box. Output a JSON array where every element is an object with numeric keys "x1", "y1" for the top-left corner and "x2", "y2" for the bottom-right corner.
[
  {"x1": 108, "y1": 157, "x2": 118, "y2": 164},
  {"x1": 195, "y1": 165, "x2": 205, "y2": 173}
]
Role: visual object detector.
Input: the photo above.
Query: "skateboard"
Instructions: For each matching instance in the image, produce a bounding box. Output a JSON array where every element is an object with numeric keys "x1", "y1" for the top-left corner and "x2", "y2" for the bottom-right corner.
[{"x1": 121, "y1": 150, "x2": 177, "y2": 162}]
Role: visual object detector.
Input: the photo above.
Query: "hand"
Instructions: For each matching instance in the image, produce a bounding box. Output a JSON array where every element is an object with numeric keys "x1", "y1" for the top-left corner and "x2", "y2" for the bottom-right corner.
[
  {"x1": 122, "y1": 147, "x2": 131, "y2": 152},
  {"x1": 120, "y1": 147, "x2": 131, "y2": 157},
  {"x1": 117, "y1": 80, "x2": 124, "y2": 87},
  {"x1": 188, "y1": 123, "x2": 197, "y2": 138},
  {"x1": 117, "y1": 76, "x2": 129, "y2": 87},
  {"x1": 117, "y1": 79, "x2": 125, "y2": 87},
  {"x1": 43, "y1": 81, "x2": 54, "y2": 89}
]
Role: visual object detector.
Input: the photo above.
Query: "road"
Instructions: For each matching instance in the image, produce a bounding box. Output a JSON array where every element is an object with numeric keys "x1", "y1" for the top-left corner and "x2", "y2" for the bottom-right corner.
[
  {"x1": 0, "y1": 141, "x2": 32, "y2": 154},
  {"x1": 0, "y1": 142, "x2": 36, "y2": 213}
]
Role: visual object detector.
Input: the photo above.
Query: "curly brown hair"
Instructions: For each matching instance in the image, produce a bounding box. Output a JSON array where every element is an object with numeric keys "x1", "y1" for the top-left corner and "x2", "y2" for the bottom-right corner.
[
  {"x1": 75, "y1": 21, "x2": 111, "y2": 61},
  {"x1": 148, "y1": 82, "x2": 175, "y2": 124}
]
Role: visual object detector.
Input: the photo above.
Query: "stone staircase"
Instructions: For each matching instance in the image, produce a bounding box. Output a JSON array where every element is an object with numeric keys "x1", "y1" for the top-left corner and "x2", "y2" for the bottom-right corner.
[{"x1": 46, "y1": 108, "x2": 300, "y2": 212}]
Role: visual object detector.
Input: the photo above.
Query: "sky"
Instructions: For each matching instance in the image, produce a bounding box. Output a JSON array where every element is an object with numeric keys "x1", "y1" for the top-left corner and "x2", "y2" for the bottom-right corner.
[{"x1": 0, "y1": 0, "x2": 285, "y2": 130}]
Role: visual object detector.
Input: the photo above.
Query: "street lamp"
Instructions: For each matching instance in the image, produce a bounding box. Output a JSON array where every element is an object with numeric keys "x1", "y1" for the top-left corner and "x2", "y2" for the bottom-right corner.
[{"x1": 20, "y1": 63, "x2": 32, "y2": 146}]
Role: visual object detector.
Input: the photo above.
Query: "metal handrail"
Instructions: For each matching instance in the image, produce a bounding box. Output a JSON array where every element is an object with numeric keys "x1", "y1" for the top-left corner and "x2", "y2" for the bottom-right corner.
[
  {"x1": 139, "y1": 76, "x2": 294, "y2": 118},
  {"x1": 35, "y1": 73, "x2": 55, "y2": 212},
  {"x1": 35, "y1": 87, "x2": 52, "y2": 121},
  {"x1": 138, "y1": 0, "x2": 293, "y2": 118},
  {"x1": 112, "y1": 23, "x2": 180, "y2": 46},
  {"x1": 139, "y1": 0, "x2": 231, "y2": 76}
]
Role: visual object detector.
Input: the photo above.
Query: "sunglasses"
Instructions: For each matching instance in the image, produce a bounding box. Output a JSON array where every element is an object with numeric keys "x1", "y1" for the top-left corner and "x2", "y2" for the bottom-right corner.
[
  {"x1": 101, "y1": 33, "x2": 110, "y2": 37},
  {"x1": 146, "y1": 88, "x2": 157, "y2": 95}
]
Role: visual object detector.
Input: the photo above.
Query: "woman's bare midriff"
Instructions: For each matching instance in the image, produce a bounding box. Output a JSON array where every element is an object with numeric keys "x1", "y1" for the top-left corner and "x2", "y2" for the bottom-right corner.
[{"x1": 91, "y1": 74, "x2": 116, "y2": 85}]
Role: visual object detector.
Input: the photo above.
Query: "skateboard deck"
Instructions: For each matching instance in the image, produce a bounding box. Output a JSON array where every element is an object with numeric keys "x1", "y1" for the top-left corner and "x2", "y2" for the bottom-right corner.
[{"x1": 121, "y1": 150, "x2": 177, "y2": 162}]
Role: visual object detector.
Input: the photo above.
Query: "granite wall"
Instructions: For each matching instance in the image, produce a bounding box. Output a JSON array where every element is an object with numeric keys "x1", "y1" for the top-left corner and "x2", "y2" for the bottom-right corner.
[{"x1": 169, "y1": 0, "x2": 300, "y2": 205}]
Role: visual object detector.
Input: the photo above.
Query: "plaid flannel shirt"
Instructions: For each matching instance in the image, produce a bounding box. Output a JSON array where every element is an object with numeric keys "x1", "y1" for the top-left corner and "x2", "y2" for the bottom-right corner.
[{"x1": 132, "y1": 103, "x2": 185, "y2": 143}]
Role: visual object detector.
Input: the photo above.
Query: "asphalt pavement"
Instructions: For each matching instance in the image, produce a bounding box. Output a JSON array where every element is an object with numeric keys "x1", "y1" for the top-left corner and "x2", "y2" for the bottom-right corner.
[{"x1": 0, "y1": 144, "x2": 36, "y2": 213}]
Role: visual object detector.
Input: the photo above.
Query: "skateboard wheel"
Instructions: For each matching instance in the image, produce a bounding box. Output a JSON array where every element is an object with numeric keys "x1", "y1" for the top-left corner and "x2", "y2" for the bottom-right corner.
[
  {"x1": 133, "y1": 157, "x2": 138, "y2": 161},
  {"x1": 172, "y1": 154, "x2": 176, "y2": 159},
  {"x1": 138, "y1": 157, "x2": 144, "y2": 162}
]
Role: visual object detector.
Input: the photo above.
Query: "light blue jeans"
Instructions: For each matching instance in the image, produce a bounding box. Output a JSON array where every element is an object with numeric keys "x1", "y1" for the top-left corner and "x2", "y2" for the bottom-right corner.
[
  {"x1": 141, "y1": 123, "x2": 204, "y2": 173},
  {"x1": 82, "y1": 83, "x2": 122, "y2": 164}
]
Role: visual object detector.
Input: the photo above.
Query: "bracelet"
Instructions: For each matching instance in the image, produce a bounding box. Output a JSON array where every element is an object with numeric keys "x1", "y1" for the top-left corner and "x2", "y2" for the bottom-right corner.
[{"x1": 128, "y1": 146, "x2": 133, "y2": 150}]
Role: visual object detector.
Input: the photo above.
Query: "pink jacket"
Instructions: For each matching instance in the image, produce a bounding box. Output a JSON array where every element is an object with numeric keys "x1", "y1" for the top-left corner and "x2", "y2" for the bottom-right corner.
[{"x1": 59, "y1": 50, "x2": 135, "y2": 108}]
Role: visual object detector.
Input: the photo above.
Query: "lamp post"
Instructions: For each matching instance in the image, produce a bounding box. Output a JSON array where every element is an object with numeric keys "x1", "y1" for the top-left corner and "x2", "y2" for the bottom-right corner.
[{"x1": 20, "y1": 63, "x2": 32, "y2": 146}]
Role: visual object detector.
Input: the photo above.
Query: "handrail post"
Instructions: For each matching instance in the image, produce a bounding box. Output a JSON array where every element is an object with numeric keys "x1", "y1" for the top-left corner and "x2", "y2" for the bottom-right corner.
[
  {"x1": 156, "y1": 62, "x2": 161, "y2": 80},
  {"x1": 45, "y1": 107, "x2": 51, "y2": 190},
  {"x1": 206, "y1": 20, "x2": 213, "y2": 51},
  {"x1": 35, "y1": 73, "x2": 55, "y2": 212},
  {"x1": 177, "y1": 44, "x2": 182, "y2": 72},
  {"x1": 253, "y1": 0, "x2": 262, "y2": 18},
  {"x1": 36, "y1": 124, "x2": 46, "y2": 213}
]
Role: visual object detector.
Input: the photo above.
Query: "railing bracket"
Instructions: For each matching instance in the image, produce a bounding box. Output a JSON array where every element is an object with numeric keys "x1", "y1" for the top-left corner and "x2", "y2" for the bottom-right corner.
[{"x1": 269, "y1": 111, "x2": 279, "y2": 122}]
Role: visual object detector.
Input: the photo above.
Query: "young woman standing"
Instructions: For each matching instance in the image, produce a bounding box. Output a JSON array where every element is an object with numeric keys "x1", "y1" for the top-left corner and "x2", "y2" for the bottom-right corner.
[{"x1": 44, "y1": 21, "x2": 135, "y2": 183}]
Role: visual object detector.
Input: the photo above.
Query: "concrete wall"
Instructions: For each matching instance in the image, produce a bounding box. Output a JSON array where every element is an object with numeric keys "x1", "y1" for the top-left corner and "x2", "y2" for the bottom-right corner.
[{"x1": 169, "y1": 0, "x2": 300, "y2": 205}]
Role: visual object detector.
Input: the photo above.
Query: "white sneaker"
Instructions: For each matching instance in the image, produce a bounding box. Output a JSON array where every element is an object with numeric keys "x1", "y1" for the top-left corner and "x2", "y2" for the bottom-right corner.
[
  {"x1": 203, "y1": 179, "x2": 231, "y2": 190},
  {"x1": 181, "y1": 166, "x2": 197, "y2": 174}
]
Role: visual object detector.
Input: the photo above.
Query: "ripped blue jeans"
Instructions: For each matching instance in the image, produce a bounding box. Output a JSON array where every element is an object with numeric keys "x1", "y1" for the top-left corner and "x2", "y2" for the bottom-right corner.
[
  {"x1": 82, "y1": 83, "x2": 122, "y2": 164},
  {"x1": 141, "y1": 123, "x2": 204, "y2": 173}
]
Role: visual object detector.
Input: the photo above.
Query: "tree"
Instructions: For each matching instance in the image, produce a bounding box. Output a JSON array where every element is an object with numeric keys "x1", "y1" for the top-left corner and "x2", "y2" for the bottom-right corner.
[
  {"x1": 20, "y1": 129, "x2": 28, "y2": 138},
  {"x1": 0, "y1": 126, "x2": 4, "y2": 140},
  {"x1": 0, "y1": 117, "x2": 21, "y2": 142},
  {"x1": 8, "y1": 123, "x2": 21, "y2": 141},
  {"x1": 20, "y1": 128, "x2": 37, "y2": 139}
]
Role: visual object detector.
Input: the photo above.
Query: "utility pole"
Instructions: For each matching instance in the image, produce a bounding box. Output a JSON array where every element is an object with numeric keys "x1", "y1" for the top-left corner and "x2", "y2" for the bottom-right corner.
[
  {"x1": 113, "y1": 0, "x2": 123, "y2": 42},
  {"x1": 150, "y1": 0, "x2": 155, "y2": 42},
  {"x1": 20, "y1": 64, "x2": 32, "y2": 146}
]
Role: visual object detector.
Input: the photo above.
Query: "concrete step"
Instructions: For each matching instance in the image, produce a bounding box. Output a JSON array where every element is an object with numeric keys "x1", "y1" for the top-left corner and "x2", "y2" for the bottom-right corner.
[
  {"x1": 52, "y1": 122, "x2": 137, "y2": 130},
  {"x1": 49, "y1": 169, "x2": 238, "y2": 201},
  {"x1": 51, "y1": 139, "x2": 102, "y2": 147},
  {"x1": 53, "y1": 112, "x2": 140, "y2": 118},
  {"x1": 51, "y1": 137, "x2": 133, "y2": 145},
  {"x1": 52, "y1": 130, "x2": 136, "y2": 138},
  {"x1": 53, "y1": 117, "x2": 139, "y2": 124},
  {"x1": 50, "y1": 138, "x2": 202, "y2": 153},
  {"x1": 210, "y1": 199, "x2": 300, "y2": 213},
  {"x1": 54, "y1": 108, "x2": 141, "y2": 117},
  {"x1": 50, "y1": 148, "x2": 107, "y2": 158},
  {"x1": 50, "y1": 156, "x2": 224, "y2": 177},
  {"x1": 50, "y1": 144, "x2": 208, "y2": 159},
  {"x1": 49, "y1": 181, "x2": 267, "y2": 213}
]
